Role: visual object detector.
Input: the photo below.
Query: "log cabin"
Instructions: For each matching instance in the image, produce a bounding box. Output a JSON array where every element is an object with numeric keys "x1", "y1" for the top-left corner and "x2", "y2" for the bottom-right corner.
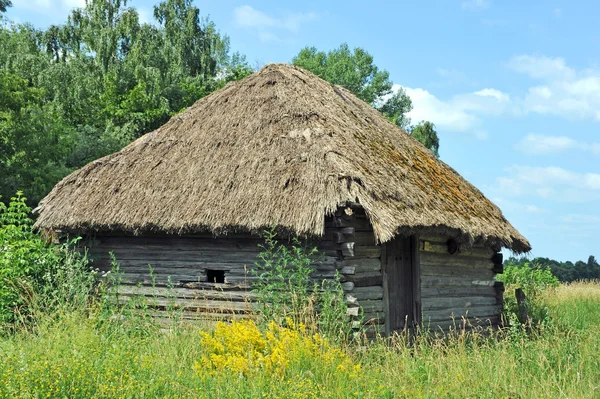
[{"x1": 34, "y1": 63, "x2": 530, "y2": 335}]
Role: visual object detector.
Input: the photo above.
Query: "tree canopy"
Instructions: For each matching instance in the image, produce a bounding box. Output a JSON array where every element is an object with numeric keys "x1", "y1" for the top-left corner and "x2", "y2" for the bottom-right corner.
[
  {"x1": 0, "y1": 0, "x2": 11, "y2": 13},
  {"x1": 0, "y1": 0, "x2": 251, "y2": 204},
  {"x1": 505, "y1": 255, "x2": 600, "y2": 283},
  {"x1": 292, "y1": 43, "x2": 439, "y2": 154}
]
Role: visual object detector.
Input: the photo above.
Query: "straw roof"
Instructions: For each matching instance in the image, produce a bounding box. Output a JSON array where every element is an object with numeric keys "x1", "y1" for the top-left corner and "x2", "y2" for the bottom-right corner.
[{"x1": 35, "y1": 63, "x2": 530, "y2": 253}]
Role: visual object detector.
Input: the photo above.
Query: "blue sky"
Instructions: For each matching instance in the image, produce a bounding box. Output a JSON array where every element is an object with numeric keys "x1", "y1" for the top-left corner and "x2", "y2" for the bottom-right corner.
[{"x1": 5, "y1": 0, "x2": 600, "y2": 262}]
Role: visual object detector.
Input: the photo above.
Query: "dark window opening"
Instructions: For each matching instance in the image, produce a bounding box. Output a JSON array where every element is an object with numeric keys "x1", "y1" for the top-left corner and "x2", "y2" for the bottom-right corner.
[{"x1": 206, "y1": 269, "x2": 225, "y2": 283}]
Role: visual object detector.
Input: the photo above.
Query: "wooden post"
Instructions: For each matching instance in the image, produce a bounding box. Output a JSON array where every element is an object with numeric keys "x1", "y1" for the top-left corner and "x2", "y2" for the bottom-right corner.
[{"x1": 515, "y1": 288, "x2": 531, "y2": 327}]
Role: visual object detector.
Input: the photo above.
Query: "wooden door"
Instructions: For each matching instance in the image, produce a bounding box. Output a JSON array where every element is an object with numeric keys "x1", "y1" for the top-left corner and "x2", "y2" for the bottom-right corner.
[{"x1": 382, "y1": 235, "x2": 421, "y2": 334}]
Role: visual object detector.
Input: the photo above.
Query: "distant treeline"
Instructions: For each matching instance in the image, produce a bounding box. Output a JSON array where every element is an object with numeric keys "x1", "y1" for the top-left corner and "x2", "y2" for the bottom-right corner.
[{"x1": 505, "y1": 256, "x2": 600, "y2": 282}]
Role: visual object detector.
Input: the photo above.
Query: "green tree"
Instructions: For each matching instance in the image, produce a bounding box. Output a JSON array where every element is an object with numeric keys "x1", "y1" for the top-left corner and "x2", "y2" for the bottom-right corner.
[
  {"x1": 410, "y1": 121, "x2": 440, "y2": 157},
  {"x1": 0, "y1": 0, "x2": 11, "y2": 13},
  {"x1": 0, "y1": 72, "x2": 74, "y2": 203},
  {"x1": 292, "y1": 43, "x2": 440, "y2": 154},
  {"x1": 0, "y1": 0, "x2": 251, "y2": 205}
]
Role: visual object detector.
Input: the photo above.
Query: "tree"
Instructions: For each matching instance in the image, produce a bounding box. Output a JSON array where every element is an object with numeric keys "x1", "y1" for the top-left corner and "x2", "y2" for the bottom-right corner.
[
  {"x1": 0, "y1": 0, "x2": 251, "y2": 205},
  {"x1": 292, "y1": 43, "x2": 440, "y2": 154},
  {"x1": 0, "y1": 0, "x2": 11, "y2": 13},
  {"x1": 410, "y1": 121, "x2": 440, "y2": 157}
]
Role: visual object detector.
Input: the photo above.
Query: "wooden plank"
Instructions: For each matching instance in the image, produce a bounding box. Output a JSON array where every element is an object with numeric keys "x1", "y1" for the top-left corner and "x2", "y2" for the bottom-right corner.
[
  {"x1": 115, "y1": 285, "x2": 256, "y2": 302},
  {"x1": 422, "y1": 305, "x2": 501, "y2": 321},
  {"x1": 421, "y1": 296, "x2": 498, "y2": 310},
  {"x1": 424, "y1": 316, "x2": 501, "y2": 331},
  {"x1": 115, "y1": 296, "x2": 257, "y2": 313},
  {"x1": 359, "y1": 300, "x2": 384, "y2": 313},
  {"x1": 353, "y1": 246, "x2": 381, "y2": 258},
  {"x1": 336, "y1": 258, "x2": 381, "y2": 272},
  {"x1": 343, "y1": 272, "x2": 383, "y2": 287},
  {"x1": 351, "y1": 286, "x2": 384, "y2": 300},
  {"x1": 421, "y1": 276, "x2": 496, "y2": 288},
  {"x1": 421, "y1": 241, "x2": 494, "y2": 258},
  {"x1": 420, "y1": 252, "x2": 493, "y2": 268},
  {"x1": 420, "y1": 264, "x2": 495, "y2": 279},
  {"x1": 421, "y1": 286, "x2": 496, "y2": 298}
]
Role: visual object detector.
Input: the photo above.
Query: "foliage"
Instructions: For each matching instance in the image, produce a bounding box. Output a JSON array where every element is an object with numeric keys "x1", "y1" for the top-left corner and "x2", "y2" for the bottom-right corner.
[
  {"x1": 0, "y1": 0, "x2": 10, "y2": 13},
  {"x1": 292, "y1": 43, "x2": 440, "y2": 154},
  {"x1": 410, "y1": 120, "x2": 440, "y2": 157},
  {"x1": 497, "y1": 261, "x2": 559, "y2": 330},
  {"x1": 1, "y1": 283, "x2": 600, "y2": 398},
  {"x1": 0, "y1": 192, "x2": 95, "y2": 333},
  {"x1": 506, "y1": 254, "x2": 600, "y2": 282},
  {"x1": 252, "y1": 228, "x2": 349, "y2": 339},
  {"x1": 0, "y1": 0, "x2": 252, "y2": 205}
]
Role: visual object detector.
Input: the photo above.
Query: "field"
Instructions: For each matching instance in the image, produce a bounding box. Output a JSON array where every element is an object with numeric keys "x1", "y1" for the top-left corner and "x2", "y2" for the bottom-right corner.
[{"x1": 0, "y1": 282, "x2": 598, "y2": 399}]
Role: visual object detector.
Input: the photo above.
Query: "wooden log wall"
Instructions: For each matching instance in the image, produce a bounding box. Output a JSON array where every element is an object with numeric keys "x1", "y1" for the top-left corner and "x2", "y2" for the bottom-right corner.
[
  {"x1": 326, "y1": 206, "x2": 385, "y2": 337},
  {"x1": 419, "y1": 236, "x2": 503, "y2": 331},
  {"x1": 83, "y1": 206, "x2": 384, "y2": 331}
]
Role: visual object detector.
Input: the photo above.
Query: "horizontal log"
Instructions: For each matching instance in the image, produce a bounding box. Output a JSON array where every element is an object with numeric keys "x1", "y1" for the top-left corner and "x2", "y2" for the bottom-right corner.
[
  {"x1": 115, "y1": 295, "x2": 257, "y2": 313},
  {"x1": 421, "y1": 276, "x2": 496, "y2": 288},
  {"x1": 421, "y1": 296, "x2": 498, "y2": 310},
  {"x1": 341, "y1": 282, "x2": 355, "y2": 291},
  {"x1": 115, "y1": 285, "x2": 256, "y2": 302},
  {"x1": 424, "y1": 316, "x2": 501, "y2": 332},
  {"x1": 420, "y1": 252, "x2": 493, "y2": 268},
  {"x1": 339, "y1": 266, "x2": 355, "y2": 275},
  {"x1": 336, "y1": 258, "x2": 381, "y2": 272},
  {"x1": 89, "y1": 236, "x2": 264, "y2": 251},
  {"x1": 361, "y1": 312, "x2": 385, "y2": 324},
  {"x1": 422, "y1": 305, "x2": 501, "y2": 321},
  {"x1": 421, "y1": 286, "x2": 496, "y2": 298},
  {"x1": 420, "y1": 264, "x2": 495, "y2": 279},
  {"x1": 351, "y1": 286, "x2": 384, "y2": 300},
  {"x1": 343, "y1": 272, "x2": 383, "y2": 287},
  {"x1": 359, "y1": 300, "x2": 384, "y2": 313},
  {"x1": 353, "y1": 246, "x2": 381, "y2": 259},
  {"x1": 421, "y1": 241, "x2": 494, "y2": 258}
]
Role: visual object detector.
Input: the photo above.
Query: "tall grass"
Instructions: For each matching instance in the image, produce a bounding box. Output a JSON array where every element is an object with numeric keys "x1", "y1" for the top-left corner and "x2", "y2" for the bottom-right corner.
[{"x1": 1, "y1": 282, "x2": 599, "y2": 398}]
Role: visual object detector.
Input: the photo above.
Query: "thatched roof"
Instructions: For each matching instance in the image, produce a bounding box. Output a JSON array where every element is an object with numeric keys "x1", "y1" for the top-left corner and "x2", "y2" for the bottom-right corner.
[{"x1": 34, "y1": 63, "x2": 530, "y2": 253}]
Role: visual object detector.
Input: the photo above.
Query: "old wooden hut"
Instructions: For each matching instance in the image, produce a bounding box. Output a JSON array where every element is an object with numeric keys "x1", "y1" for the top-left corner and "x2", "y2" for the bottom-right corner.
[{"x1": 34, "y1": 63, "x2": 530, "y2": 334}]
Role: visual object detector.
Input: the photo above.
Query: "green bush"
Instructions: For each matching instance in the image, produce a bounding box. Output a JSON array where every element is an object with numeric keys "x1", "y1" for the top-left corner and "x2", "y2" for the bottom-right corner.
[
  {"x1": 0, "y1": 192, "x2": 96, "y2": 333},
  {"x1": 498, "y1": 261, "x2": 560, "y2": 331}
]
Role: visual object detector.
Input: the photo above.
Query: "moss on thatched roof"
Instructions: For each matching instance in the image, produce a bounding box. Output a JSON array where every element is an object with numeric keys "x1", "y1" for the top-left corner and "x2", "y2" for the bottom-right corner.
[{"x1": 34, "y1": 63, "x2": 530, "y2": 252}]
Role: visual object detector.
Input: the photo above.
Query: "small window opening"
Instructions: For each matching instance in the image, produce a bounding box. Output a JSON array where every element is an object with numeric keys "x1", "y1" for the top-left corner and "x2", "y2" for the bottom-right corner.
[{"x1": 206, "y1": 269, "x2": 225, "y2": 283}]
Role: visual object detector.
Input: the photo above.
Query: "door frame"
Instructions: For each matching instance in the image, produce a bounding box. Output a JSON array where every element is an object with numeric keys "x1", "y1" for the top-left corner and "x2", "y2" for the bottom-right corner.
[{"x1": 382, "y1": 235, "x2": 421, "y2": 335}]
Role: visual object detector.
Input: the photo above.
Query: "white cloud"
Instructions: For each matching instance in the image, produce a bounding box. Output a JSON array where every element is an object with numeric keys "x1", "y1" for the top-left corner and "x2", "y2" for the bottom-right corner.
[
  {"x1": 514, "y1": 134, "x2": 600, "y2": 155},
  {"x1": 398, "y1": 84, "x2": 510, "y2": 137},
  {"x1": 13, "y1": 0, "x2": 83, "y2": 11},
  {"x1": 492, "y1": 197, "x2": 547, "y2": 214},
  {"x1": 461, "y1": 0, "x2": 490, "y2": 10},
  {"x1": 509, "y1": 55, "x2": 600, "y2": 120},
  {"x1": 495, "y1": 165, "x2": 600, "y2": 202},
  {"x1": 233, "y1": 5, "x2": 317, "y2": 42},
  {"x1": 404, "y1": 87, "x2": 478, "y2": 132}
]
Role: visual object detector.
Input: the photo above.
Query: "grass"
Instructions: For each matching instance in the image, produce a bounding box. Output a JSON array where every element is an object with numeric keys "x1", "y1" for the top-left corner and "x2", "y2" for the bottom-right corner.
[{"x1": 1, "y1": 282, "x2": 599, "y2": 398}]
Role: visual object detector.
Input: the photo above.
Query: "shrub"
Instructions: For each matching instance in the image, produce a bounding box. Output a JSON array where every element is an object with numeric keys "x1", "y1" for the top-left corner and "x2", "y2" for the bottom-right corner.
[
  {"x1": 498, "y1": 260, "x2": 560, "y2": 331},
  {"x1": 0, "y1": 192, "x2": 96, "y2": 333},
  {"x1": 252, "y1": 228, "x2": 350, "y2": 339}
]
